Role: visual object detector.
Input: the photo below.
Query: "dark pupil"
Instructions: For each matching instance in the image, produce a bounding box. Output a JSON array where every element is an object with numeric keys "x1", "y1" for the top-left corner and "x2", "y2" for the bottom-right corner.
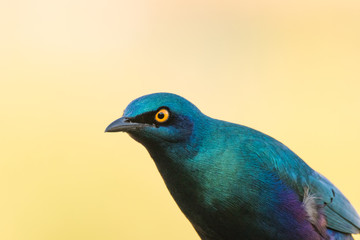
[{"x1": 157, "y1": 112, "x2": 165, "y2": 119}]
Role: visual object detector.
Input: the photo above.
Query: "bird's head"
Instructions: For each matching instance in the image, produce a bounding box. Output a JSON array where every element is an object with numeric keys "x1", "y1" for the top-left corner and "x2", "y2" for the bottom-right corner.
[{"x1": 105, "y1": 93, "x2": 205, "y2": 149}]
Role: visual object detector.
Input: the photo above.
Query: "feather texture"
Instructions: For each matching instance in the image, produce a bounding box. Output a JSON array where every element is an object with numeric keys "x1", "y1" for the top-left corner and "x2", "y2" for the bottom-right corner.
[{"x1": 106, "y1": 93, "x2": 360, "y2": 240}]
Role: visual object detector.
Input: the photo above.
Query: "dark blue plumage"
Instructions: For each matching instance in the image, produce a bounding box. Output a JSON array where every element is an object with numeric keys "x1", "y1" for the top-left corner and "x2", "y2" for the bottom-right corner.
[{"x1": 106, "y1": 93, "x2": 360, "y2": 240}]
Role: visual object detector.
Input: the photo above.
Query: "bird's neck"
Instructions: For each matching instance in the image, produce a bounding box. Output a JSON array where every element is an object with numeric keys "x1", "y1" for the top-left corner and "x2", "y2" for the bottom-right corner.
[
  {"x1": 141, "y1": 121, "x2": 220, "y2": 221},
  {"x1": 147, "y1": 142, "x2": 207, "y2": 219}
]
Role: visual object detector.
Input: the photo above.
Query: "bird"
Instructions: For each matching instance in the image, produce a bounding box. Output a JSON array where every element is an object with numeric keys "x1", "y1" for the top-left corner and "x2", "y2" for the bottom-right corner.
[{"x1": 105, "y1": 92, "x2": 360, "y2": 240}]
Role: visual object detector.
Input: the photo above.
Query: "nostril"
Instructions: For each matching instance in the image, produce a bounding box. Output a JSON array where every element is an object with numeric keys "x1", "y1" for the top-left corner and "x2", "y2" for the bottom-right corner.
[{"x1": 124, "y1": 118, "x2": 136, "y2": 124}]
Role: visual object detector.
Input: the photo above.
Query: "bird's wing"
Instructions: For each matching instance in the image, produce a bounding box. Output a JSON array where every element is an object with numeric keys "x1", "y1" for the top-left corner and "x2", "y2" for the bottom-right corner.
[
  {"x1": 308, "y1": 172, "x2": 360, "y2": 234},
  {"x1": 234, "y1": 124, "x2": 360, "y2": 234},
  {"x1": 262, "y1": 139, "x2": 360, "y2": 234},
  {"x1": 240, "y1": 129, "x2": 360, "y2": 234}
]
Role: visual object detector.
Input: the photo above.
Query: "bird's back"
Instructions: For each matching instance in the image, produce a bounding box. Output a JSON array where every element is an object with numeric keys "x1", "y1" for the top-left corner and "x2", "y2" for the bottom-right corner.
[{"x1": 192, "y1": 119, "x2": 360, "y2": 239}]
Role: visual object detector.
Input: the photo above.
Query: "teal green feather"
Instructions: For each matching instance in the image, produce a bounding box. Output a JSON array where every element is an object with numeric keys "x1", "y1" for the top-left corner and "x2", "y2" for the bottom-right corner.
[{"x1": 106, "y1": 92, "x2": 360, "y2": 240}]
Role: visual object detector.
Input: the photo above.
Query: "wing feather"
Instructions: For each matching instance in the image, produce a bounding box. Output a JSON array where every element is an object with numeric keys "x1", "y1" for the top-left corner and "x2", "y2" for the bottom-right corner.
[
  {"x1": 238, "y1": 124, "x2": 360, "y2": 234},
  {"x1": 309, "y1": 173, "x2": 360, "y2": 234}
]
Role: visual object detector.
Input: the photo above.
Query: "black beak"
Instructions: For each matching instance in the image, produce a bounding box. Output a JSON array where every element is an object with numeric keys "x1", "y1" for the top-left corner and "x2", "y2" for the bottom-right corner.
[{"x1": 105, "y1": 117, "x2": 146, "y2": 132}]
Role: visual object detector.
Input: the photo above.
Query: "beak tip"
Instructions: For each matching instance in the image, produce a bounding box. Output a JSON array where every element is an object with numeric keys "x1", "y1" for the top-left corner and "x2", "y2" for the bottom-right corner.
[
  {"x1": 104, "y1": 123, "x2": 118, "y2": 133},
  {"x1": 105, "y1": 119, "x2": 119, "y2": 133}
]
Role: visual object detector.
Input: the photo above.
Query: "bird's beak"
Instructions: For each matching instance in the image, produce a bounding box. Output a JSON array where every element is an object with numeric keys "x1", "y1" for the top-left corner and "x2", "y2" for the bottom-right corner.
[{"x1": 105, "y1": 117, "x2": 145, "y2": 133}]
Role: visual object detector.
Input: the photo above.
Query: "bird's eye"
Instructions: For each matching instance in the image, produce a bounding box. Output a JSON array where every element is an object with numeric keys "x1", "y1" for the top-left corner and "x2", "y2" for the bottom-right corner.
[{"x1": 155, "y1": 109, "x2": 170, "y2": 123}]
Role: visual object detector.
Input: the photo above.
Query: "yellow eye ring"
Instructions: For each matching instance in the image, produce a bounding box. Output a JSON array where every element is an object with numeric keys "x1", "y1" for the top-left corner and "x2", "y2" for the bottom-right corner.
[{"x1": 155, "y1": 109, "x2": 170, "y2": 123}]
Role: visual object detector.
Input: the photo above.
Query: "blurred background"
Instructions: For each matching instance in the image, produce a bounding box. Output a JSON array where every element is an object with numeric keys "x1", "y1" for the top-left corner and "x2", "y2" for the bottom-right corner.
[{"x1": 1, "y1": 0, "x2": 359, "y2": 239}]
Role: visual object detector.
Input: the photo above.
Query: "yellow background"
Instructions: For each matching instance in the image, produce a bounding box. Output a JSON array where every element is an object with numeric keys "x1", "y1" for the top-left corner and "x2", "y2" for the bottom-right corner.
[{"x1": 1, "y1": 0, "x2": 360, "y2": 239}]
